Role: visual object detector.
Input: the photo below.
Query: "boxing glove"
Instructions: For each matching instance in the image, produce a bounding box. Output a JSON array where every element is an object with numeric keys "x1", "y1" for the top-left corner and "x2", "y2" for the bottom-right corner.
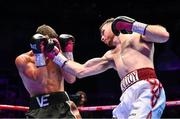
[
  {"x1": 59, "y1": 34, "x2": 75, "y2": 52},
  {"x1": 112, "y1": 16, "x2": 148, "y2": 36},
  {"x1": 45, "y1": 39, "x2": 68, "y2": 68},
  {"x1": 44, "y1": 38, "x2": 60, "y2": 54},
  {"x1": 30, "y1": 34, "x2": 47, "y2": 67}
]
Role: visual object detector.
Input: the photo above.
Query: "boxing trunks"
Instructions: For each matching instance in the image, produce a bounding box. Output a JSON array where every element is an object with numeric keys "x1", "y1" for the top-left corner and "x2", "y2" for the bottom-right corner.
[
  {"x1": 26, "y1": 91, "x2": 79, "y2": 118},
  {"x1": 113, "y1": 68, "x2": 166, "y2": 119}
]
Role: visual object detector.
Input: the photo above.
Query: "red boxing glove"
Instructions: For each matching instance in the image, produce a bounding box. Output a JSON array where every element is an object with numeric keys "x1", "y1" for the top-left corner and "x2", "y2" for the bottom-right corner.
[
  {"x1": 59, "y1": 34, "x2": 75, "y2": 52},
  {"x1": 45, "y1": 39, "x2": 68, "y2": 68},
  {"x1": 44, "y1": 38, "x2": 61, "y2": 58},
  {"x1": 46, "y1": 46, "x2": 60, "y2": 59},
  {"x1": 112, "y1": 16, "x2": 148, "y2": 36}
]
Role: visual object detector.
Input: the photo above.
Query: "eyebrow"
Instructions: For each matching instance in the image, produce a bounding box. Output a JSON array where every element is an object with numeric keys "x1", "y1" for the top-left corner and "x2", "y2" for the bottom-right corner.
[{"x1": 101, "y1": 29, "x2": 105, "y2": 35}]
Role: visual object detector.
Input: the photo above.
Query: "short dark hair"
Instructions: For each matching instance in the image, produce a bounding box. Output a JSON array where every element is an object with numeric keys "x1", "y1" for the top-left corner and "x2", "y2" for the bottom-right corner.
[
  {"x1": 36, "y1": 24, "x2": 58, "y2": 38},
  {"x1": 99, "y1": 18, "x2": 114, "y2": 31}
]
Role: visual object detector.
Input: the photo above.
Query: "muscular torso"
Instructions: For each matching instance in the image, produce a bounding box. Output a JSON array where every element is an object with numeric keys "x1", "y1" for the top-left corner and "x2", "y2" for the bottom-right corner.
[
  {"x1": 108, "y1": 34, "x2": 154, "y2": 79},
  {"x1": 17, "y1": 51, "x2": 64, "y2": 97}
]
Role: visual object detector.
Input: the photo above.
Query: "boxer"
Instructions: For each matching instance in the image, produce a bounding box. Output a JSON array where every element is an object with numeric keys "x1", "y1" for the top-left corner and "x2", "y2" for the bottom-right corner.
[
  {"x1": 43, "y1": 16, "x2": 169, "y2": 118},
  {"x1": 15, "y1": 24, "x2": 81, "y2": 118}
]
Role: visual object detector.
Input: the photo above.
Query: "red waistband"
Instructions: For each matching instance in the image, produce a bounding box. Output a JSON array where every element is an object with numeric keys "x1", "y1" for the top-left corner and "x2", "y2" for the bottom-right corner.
[
  {"x1": 123, "y1": 68, "x2": 157, "y2": 80},
  {"x1": 121, "y1": 68, "x2": 157, "y2": 92}
]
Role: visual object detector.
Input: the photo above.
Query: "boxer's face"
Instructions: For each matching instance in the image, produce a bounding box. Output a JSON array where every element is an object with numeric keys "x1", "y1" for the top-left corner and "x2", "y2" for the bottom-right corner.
[{"x1": 100, "y1": 23, "x2": 115, "y2": 47}]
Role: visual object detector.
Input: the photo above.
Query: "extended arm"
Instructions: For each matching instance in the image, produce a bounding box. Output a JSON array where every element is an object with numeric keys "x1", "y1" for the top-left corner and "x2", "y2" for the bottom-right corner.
[
  {"x1": 63, "y1": 56, "x2": 113, "y2": 78},
  {"x1": 45, "y1": 43, "x2": 114, "y2": 79}
]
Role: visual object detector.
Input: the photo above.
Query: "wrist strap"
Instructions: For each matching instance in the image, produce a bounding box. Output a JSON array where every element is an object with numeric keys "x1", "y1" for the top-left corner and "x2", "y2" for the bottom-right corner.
[
  {"x1": 53, "y1": 53, "x2": 68, "y2": 68},
  {"x1": 35, "y1": 53, "x2": 46, "y2": 67},
  {"x1": 132, "y1": 21, "x2": 148, "y2": 35},
  {"x1": 64, "y1": 52, "x2": 74, "y2": 60},
  {"x1": 61, "y1": 59, "x2": 70, "y2": 68}
]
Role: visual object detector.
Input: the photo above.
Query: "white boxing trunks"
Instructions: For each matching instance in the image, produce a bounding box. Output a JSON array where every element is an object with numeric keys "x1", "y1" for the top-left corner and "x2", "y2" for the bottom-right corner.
[{"x1": 113, "y1": 68, "x2": 166, "y2": 119}]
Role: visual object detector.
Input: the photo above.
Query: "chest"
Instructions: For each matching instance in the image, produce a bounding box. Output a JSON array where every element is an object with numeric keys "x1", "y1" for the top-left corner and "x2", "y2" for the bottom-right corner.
[
  {"x1": 30, "y1": 56, "x2": 62, "y2": 78},
  {"x1": 112, "y1": 46, "x2": 153, "y2": 78}
]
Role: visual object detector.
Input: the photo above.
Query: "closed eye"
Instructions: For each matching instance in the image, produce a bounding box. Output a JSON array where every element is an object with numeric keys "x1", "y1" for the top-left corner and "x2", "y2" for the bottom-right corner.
[{"x1": 101, "y1": 29, "x2": 105, "y2": 36}]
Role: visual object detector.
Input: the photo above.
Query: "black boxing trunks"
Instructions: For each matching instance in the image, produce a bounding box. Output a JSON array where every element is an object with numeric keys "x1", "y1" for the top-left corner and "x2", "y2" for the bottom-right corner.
[{"x1": 25, "y1": 92, "x2": 77, "y2": 118}]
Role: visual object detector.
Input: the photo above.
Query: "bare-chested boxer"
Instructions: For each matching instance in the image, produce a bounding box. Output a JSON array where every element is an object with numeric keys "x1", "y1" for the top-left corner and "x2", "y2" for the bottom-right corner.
[
  {"x1": 15, "y1": 25, "x2": 81, "y2": 118},
  {"x1": 43, "y1": 16, "x2": 169, "y2": 119}
]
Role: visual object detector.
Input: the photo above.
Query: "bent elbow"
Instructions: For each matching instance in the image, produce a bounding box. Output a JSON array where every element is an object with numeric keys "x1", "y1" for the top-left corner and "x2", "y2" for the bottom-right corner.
[
  {"x1": 15, "y1": 56, "x2": 22, "y2": 66},
  {"x1": 68, "y1": 79, "x2": 76, "y2": 84},
  {"x1": 66, "y1": 77, "x2": 76, "y2": 84},
  {"x1": 161, "y1": 31, "x2": 170, "y2": 43},
  {"x1": 76, "y1": 72, "x2": 85, "y2": 79}
]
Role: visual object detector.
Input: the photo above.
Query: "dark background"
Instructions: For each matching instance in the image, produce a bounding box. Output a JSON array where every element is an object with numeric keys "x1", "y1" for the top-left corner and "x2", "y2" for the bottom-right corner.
[{"x1": 0, "y1": 0, "x2": 180, "y2": 118}]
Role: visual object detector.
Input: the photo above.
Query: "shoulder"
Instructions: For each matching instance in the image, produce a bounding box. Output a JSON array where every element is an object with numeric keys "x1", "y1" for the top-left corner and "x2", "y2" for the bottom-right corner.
[
  {"x1": 15, "y1": 51, "x2": 32, "y2": 67},
  {"x1": 103, "y1": 50, "x2": 113, "y2": 56},
  {"x1": 130, "y1": 33, "x2": 154, "y2": 53},
  {"x1": 130, "y1": 33, "x2": 141, "y2": 42},
  {"x1": 102, "y1": 50, "x2": 115, "y2": 62},
  {"x1": 131, "y1": 33, "x2": 153, "y2": 45}
]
